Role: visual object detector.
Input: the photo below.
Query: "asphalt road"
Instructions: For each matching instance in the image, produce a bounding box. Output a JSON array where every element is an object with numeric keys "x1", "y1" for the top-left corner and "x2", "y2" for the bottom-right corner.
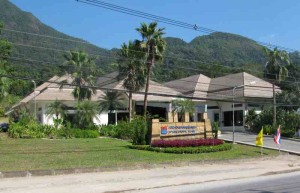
[
  {"x1": 220, "y1": 131, "x2": 300, "y2": 154},
  {"x1": 137, "y1": 171, "x2": 300, "y2": 193}
]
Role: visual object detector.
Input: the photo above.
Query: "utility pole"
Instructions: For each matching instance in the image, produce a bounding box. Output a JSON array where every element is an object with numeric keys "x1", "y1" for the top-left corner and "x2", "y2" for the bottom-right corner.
[
  {"x1": 32, "y1": 80, "x2": 37, "y2": 120},
  {"x1": 273, "y1": 82, "x2": 276, "y2": 130}
]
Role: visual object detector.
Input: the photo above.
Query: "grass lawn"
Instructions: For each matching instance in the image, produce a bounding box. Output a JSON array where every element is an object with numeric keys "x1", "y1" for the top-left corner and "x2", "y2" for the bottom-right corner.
[
  {"x1": 0, "y1": 134, "x2": 279, "y2": 172},
  {"x1": 0, "y1": 117, "x2": 8, "y2": 123}
]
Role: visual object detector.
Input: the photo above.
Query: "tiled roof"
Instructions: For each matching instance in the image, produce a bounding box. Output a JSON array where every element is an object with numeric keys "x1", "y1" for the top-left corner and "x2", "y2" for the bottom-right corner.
[
  {"x1": 96, "y1": 72, "x2": 182, "y2": 102},
  {"x1": 208, "y1": 72, "x2": 280, "y2": 99},
  {"x1": 16, "y1": 71, "x2": 280, "y2": 107},
  {"x1": 163, "y1": 74, "x2": 211, "y2": 101}
]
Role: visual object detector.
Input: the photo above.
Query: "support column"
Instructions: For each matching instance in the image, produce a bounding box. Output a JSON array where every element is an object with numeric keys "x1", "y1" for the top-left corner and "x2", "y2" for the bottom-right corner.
[
  {"x1": 167, "y1": 112, "x2": 173, "y2": 122},
  {"x1": 173, "y1": 112, "x2": 178, "y2": 122},
  {"x1": 184, "y1": 112, "x2": 190, "y2": 122},
  {"x1": 151, "y1": 119, "x2": 161, "y2": 143}
]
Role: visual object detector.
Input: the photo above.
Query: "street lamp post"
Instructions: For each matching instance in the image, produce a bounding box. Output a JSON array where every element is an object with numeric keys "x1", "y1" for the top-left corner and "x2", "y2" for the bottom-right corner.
[
  {"x1": 32, "y1": 80, "x2": 36, "y2": 120},
  {"x1": 232, "y1": 81, "x2": 256, "y2": 144}
]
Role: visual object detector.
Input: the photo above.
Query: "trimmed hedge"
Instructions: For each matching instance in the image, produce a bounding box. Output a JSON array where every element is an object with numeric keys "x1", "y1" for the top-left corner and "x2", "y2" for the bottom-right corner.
[
  {"x1": 70, "y1": 129, "x2": 99, "y2": 138},
  {"x1": 99, "y1": 116, "x2": 147, "y2": 144},
  {"x1": 151, "y1": 139, "x2": 224, "y2": 147},
  {"x1": 129, "y1": 143, "x2": 232, "y2": 154}
]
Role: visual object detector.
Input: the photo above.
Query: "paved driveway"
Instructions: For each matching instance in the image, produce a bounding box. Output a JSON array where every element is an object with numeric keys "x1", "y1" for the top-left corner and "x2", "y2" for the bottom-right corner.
[{"x1": 219, "y1": 131, "x2": 300, "y2": 154}]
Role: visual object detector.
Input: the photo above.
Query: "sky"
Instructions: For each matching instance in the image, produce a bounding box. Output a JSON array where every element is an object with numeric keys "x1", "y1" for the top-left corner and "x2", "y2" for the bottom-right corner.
[{"x1": 9, "y1": 0, "x2": 300, "y2": 50}]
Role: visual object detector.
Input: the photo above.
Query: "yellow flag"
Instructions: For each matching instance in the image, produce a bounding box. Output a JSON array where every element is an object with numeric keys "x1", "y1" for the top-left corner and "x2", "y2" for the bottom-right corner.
[{"x1": 256, "y1": 128, "x2": 264, "y2": 146}]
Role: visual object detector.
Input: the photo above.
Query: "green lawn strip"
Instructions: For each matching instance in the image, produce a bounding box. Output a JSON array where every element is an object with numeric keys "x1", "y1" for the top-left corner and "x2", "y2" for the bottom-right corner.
[
  {"x1": 129, "y1": 143, "x2": 232, "y2": 154},
  {"x1": 0, "y1": 117, "x2": 8, "y2": 123},
  {"x1": 0, "y1": 137, "x2": 279, "y2": 172}
]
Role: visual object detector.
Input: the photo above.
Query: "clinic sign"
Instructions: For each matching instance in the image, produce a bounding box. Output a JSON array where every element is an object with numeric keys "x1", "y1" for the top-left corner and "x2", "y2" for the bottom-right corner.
[
  {"x1": 161, "y1": 125, "x2": 197, "y2": 136},
  {"x1": 151, "y1": 119, "x2": 212, "y2": 141}
]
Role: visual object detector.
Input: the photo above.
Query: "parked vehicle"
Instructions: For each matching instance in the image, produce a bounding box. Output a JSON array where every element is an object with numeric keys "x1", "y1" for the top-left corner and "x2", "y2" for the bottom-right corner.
[{"x1": 0, "y1": 123, "x2": 9, "y2": 132}]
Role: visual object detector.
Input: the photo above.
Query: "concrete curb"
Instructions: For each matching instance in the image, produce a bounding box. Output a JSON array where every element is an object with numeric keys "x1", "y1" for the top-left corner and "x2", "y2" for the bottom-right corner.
[
  {"x1": 0, "y1": 167, "x2": 127, "y2": 179},
  {"x1": 0, "y1": 163, "x2": 187, "y2": 179},
  {"x1": 264, "y1": 135, "x2": 300, "y2": 142},
  {"x1": 222, "y1": 131, "x2": 300, "y2": 142},
  {"x1": 222, "y1": 139, "x2": 300, "y2": 156}
]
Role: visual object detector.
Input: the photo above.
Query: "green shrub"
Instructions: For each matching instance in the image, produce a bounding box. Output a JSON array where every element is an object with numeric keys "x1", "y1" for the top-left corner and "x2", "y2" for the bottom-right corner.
[
  {"x1": 132, "y1": 116, "x2": 147, "y2": 145},
  {"x1": 8, "y1": 120, "x2": 57, "y2": 138},
  {"x1": 99, "y1": 116, "x2": 147, "y2": 143},
  {"x1": 71, "y1": 129, "x2": 99, "y2": 138},
  {"x1": 212, "y1": 122, "x2": 219, "y2": 139},
  {"x1": 263, "y1": 124, "x2": 273, "y2": 135},
  {"x1": 246, "y1": 108, "x2": 300, "y2": 135},
  {"x1": 99, "y1": 124, "x2": 117, "y2": 137},
  {"x1": 129, "y1": 143, "x2": 232, "y2": 154},
  {"x1": 281, "y1": 129, "x2": 295, "y2": 138},
  {"x1": 56, "y1": 121, "x2": 73, "y2": 138},
  {"x1": 8, "y1": 122, "x2": 23, "y2": 138},
  {"x1": 112, "y1": 121, "x2": 133, "y2": 139}
]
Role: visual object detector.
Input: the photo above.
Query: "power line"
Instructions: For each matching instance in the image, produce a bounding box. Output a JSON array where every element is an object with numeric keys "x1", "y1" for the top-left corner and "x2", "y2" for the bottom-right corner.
[
  {"x1": 7, "y1": 39, "x2": 299, "y2": 83},
  {"x1": 76, "y1": 0, "x2": 297, "y2": 52},
  {"x1": 2, "y1": 28, "x2": 87, "y2": 44},
  {"x1": 6, "y1": 56, "x2": 284, "y2": 101},
  {"x1": 2, "y1": 27, "x2": 297, "y2": 80},
  {"x1": 7, "y1": 43, "x2": 300, "y2": 88}
]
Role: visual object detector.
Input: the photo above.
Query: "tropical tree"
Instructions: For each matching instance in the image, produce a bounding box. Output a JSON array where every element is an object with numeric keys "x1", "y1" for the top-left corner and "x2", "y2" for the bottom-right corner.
[
  {"x1": 61, "y1": 50, "x2": 97, "y2": 101},
  {"x1": 263, "y1": 47, "x2": 290, "y2": 129},
  {"x1": 46, "y1": 100, "x2": 66, "y2": 127},
  {"x1": 136, "y1": 22, "x2": 166, "y2": 117},
  {"x1": 118, "y1": 41, "x2": 146, "y2": 121},
  {"x1": 245, "y1": 109, "x2": 258, "y2": 130},
  {"x1": 99, "y1": 91, "x2": 126, "y2": 125},
  {"x1": 171, "y1": 99, "x2": 195, "y2": 122},
  {"x1": 75, "y1": 100, "x2": 99, "y2": 129}
]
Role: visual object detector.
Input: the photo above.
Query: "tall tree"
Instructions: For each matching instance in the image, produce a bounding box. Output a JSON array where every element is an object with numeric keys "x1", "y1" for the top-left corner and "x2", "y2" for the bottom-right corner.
[
  {"x1": 99, "y1": 91, "x2": 126, "y2": 125},
  {"x1": 136, "y1": 22, "x2": 166, "y2": 117},
  {"x1": 118, "y1": 41, "x2": 146, "y2": 121},
  {"x1": 263, "y1": 47, "x2": 290, "y2": 129},
  {"x1": 62, "y1": 50, "x2": 97, "y2": 101}
]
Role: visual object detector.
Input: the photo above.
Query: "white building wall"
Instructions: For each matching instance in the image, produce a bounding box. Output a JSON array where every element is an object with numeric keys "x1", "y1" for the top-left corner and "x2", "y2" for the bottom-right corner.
[
  {"x1": 94, "y1": 113, "x2": 109, "y2": 125},
  {"x1": 29, "y1": 100, "x2": 109, "y2": 126}
]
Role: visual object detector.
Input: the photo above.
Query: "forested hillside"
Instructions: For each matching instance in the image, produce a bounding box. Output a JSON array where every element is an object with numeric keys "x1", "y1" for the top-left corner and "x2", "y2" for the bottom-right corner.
[
  {"x1": 1, "y1": 0, "x2": 300, "y2": 92},
  {"x1": 0, "y1": 0, "x2": 115, "y2": 87}
]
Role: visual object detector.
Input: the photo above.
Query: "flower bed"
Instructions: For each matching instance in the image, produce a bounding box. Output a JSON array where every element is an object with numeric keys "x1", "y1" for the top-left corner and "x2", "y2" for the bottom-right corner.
[
  {"x1": 129, "y1": 143, "x2": 232, "y2": 154},
  {"x1": 151, "y1": 138, "x2": 224, "y2": 148}
]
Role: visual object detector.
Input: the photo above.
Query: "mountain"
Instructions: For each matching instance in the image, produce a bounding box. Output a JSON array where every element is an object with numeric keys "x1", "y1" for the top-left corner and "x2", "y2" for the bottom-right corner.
[
  {"x1": 0, "y1": 0, "x2": 115, "y2": 82},
  {"x1": 152, "y1": 33, "x2": 267, "y2": 82},
  {"x1": 1, "y1": 0, "x2": 298, "y2": 90}
]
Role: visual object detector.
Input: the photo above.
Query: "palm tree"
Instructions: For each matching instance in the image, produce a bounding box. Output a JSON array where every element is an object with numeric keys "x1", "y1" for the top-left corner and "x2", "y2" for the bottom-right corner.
[
  {"x1": 99, "y1": 91, "x2": 126, "y2": 125},
  {"x1": 46, "y1": 100, "x2": 66, "y2": 128},
  {"x1": 75, "y1": 100, "x2": 99, "y2": 129},
  {"x1": 136, "y1": 22, "x2": 166, "y2": 117},
  {"x1": 46, "y1": 100, "x2": 66, "y2": 120},
  {"x1": 171, "y1": 99, "x2": 195, "y2": 122},
  {"x1": 263, "y1": 47, "x2": 290, "y2": 129},
  {"x1": 62, "y1": 50, "x2": 97, "y2": 101},
  {"x1": 118, "y1": 41, "x2": 146, "y2": 121}
]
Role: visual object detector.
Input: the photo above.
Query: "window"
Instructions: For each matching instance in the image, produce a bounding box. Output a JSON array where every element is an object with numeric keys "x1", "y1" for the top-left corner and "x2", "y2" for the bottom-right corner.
[
  {"x1": 214, "y1": 113, "x2": 219, "y2": 122},
  {"x1": 197, "y1": 113, "x2": 203, "y2": 121},
  {"x1": 223, "y1": 111, "x2": 243, "y2": 126}
]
